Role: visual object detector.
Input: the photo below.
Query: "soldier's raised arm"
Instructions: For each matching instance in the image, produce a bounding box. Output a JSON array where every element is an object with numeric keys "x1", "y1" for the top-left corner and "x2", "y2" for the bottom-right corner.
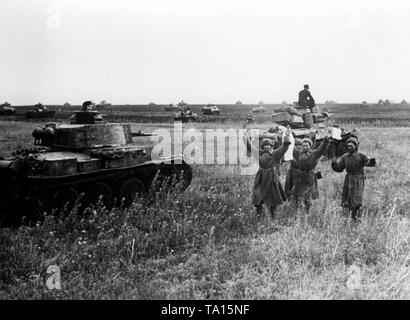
[
  {"x1": 311, "y1": 132, "x2": 331, "y2": 160},
  {"x1": 272, "y1": 129, "x2": 291, "y2": 161},
  {"x1": 293, "y1": 147, "x2": 301, "y2": 161},
  {"x1": 242, "y1": 129, "x2": 260, "y2": 158},
  {"x1": 361, "y1": 153, "x2": 376, "y2": 167}
]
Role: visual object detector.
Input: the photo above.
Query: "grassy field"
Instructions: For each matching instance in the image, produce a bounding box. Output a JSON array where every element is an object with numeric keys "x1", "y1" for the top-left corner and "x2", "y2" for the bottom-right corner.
[{"x1": 1, "y1": 119, "x2": 410, "y2": 299}]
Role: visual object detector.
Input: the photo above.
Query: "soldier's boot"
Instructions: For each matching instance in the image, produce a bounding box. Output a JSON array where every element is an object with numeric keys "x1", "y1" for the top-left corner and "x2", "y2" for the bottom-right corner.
[
  {"x1": 351, "y1": 205, "x2": 362, "y2": 223},
  {"x1": 304, "y1": 198, "x2": 311, "y2": 214},
  {"x1": 255, "y1": 205, "x2": 263, "y2": 219},
  {"x1": 269, "y1": 205, "x2": 277, "y2": 219},
  {"x1": 342, "y1": 204, "x2": 350, "y2": 217}
]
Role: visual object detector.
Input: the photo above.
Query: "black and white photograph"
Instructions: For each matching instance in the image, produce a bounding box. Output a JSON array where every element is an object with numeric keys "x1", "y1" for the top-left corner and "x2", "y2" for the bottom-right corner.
[{"x1": 1, "y1": 0, "x2": 410, "y2": 303}]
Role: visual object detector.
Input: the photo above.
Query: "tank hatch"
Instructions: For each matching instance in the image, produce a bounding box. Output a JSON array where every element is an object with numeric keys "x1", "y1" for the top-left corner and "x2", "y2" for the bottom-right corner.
[
  {"x1": 70, "y1": 111, "x2": 104, "y2": 124},
  {"x1": 33, "y1": 123, "x2": 134, "y2": 149}
]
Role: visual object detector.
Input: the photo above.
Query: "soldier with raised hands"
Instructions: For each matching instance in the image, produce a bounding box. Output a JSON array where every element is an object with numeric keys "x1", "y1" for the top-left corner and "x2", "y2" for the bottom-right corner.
[
  {"x1": 331, "y1": 136, "x2": 376, "y2": 221},
  {"x1": 290, "y1": 132, "x2": 331, "y2": 212},
  {"x1": 245, "y1": 128, "x2": 292, "y2": 219}
]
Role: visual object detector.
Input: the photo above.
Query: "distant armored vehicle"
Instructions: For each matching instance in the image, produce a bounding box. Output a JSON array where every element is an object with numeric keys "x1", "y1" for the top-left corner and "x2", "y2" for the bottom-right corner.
[
  {"x1": 251, "y1": 106, "x2": 266, "y2": 113},
  {"x1": 0, "y1": 105, "x2": 193, "y2": 224},
  {"x1": 201, "y1": 104, "x2": 220, "y2": 115},
  {"x1": 173, "y1": 100, "x2": 199, "y2": 122},
  {"x1": 0, "y1": 102, "x2": 15, "y2": 116},
  {"x1": 26, "y1": 103, "x2": 56, "y2": 119},
  {"x1": 174, "y1": 111, "x2": 199, "y2": 122}
]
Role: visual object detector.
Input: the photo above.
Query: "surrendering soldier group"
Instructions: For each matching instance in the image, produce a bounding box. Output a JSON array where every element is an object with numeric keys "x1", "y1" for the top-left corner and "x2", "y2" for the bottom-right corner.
[{"x1": 246, "y1": 128, "x2": 376, "y2": 222}]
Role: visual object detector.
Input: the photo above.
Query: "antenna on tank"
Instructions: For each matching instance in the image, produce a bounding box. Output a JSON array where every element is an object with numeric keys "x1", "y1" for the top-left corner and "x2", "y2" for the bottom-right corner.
[{"x1": 107, "y1": 72, "x2": 113, "y2": 122}]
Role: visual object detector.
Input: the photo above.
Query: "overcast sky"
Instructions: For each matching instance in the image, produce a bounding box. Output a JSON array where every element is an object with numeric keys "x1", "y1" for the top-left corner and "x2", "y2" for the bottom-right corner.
[{"x1": 1, "y1": 0, "x2": 410, "y2": 105}]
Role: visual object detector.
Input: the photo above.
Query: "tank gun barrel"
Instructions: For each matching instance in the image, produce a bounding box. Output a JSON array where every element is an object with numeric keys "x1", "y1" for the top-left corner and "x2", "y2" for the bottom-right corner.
[{"x1": 131, "y1": 132, "x2": 158, "y2": 137}]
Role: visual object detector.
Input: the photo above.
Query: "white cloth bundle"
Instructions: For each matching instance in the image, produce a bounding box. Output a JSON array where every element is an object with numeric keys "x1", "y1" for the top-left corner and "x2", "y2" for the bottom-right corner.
[
  {"x1": 330, "y1": 127, "x2": 342, "y2": 140},
  {"x1": 277, "y1": 125, "x2": 294, "y2": 161}
]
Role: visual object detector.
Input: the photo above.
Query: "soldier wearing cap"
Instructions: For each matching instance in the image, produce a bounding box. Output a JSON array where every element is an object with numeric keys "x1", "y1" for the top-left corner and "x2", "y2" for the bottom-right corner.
[
  {"x1": 82, "y1": 100, "x2": 94, "y2": 111},
  {"x1": 298, "y1": 84, "x2": 315, "y2": 111},
  {"x1": 245, "y1": 130, "x2": 291, "y2": 219},
  {"x1": 290, "y1": 134, "x2": 331, "y2": 212},
  {"x1": 331, "y1": 136, "x2": 376, "y2": 221}
]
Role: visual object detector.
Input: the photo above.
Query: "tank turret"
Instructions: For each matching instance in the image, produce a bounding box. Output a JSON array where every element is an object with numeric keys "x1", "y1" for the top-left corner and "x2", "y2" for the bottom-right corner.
[{"x1": 32, "y1": 123, "x2": 134, "y2": 149}]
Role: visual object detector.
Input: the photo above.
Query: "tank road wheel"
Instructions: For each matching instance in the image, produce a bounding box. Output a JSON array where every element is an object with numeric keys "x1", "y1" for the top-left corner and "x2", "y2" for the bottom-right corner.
[
  {"x1": 118, "y1": 178, "x2": 145, "y2": 207},
  {"x1": 26, "y1": 193, "x2": 51, "y2": 224},
  {"x1": 83, "y1": 183, "x2": 113, "y2": 210},
  {"x1": 52, "y1": 188, "x2": 79, "y2": 213}
]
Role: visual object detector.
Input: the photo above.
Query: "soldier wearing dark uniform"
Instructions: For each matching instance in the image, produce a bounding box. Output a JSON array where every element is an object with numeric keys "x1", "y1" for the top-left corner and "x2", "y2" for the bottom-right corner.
[
  {"x1": 298, "y1": 84, "x2": 315, "y2": 111},
  {"x1": 253, "y1": 135, "x2": 290, "y2": 218},
  {"x1": 244, "y1": 130, "x2": 291, "y2": 219},
  {"x1": 331, "y1": 137, "x2": 376, "y2": 221},
  {"x1": 290, "y1": 136, "x2": 330, "y2": 212}
]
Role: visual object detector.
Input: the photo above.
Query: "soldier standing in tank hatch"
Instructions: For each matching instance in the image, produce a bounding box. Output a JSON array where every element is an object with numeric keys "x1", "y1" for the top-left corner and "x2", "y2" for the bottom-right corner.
[
  {"x1": 298, "y1": 84, "x2": 316, "y2": 111},
  {"x1": 82, "y1": 101, "x2": 94, "y2": 111}
]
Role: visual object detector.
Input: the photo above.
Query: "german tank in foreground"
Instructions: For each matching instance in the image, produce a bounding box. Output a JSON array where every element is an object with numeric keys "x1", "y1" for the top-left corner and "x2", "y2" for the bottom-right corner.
[{"x1": 0, "y1": 108, "x2": 192, "y2": 224}]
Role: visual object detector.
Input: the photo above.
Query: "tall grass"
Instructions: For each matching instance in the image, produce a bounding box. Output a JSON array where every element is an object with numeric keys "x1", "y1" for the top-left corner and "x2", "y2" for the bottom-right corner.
[{"x1": 1, "y1": 124, "x2": 410, "y2": 299}]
